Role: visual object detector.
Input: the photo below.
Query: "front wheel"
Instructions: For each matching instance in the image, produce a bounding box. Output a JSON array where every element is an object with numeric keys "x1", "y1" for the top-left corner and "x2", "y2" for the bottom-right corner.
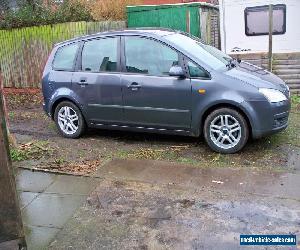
[
  {"x1": 203, "y1": 108, "x2": 249, "y2": 154},
  {"x1": 54, "y1": 101, "x2": 86, "y2": 138}
]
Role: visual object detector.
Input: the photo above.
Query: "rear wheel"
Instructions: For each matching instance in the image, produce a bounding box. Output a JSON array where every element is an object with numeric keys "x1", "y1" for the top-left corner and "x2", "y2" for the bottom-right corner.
[
  {"x1": 54, "y1": 101, "x2": 85, "y2": 138},
  {"x1": 204, "y1": 108, "x2": 249, "y2": 153}
]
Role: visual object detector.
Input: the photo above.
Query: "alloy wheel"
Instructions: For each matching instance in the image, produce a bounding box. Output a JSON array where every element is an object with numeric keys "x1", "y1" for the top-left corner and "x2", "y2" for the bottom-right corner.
[
  {"x1": 57, "y1": 106, "x2": 79, "y2": 135},
  {"x1": 209, "y1": 114, "x2": 242, "y2": 149}
]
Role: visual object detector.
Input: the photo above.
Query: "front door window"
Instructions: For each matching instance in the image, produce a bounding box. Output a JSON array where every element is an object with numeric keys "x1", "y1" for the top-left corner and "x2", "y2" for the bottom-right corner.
[{"x1": 124, "y1": 36, "x2": 179, "y2": 76}]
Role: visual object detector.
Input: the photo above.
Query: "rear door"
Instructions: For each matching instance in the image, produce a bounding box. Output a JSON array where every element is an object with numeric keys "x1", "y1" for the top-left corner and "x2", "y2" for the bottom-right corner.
[
  {"x1": 72, "y1": 36, "x2": 123, "y2": 125},
  {"x1": 120, "y1": 36, "x2": 192, "y2": 131}
]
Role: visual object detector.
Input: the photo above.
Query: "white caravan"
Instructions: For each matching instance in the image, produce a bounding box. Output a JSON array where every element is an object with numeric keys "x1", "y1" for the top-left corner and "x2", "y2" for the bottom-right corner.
[{"x1": 219, "y1": 0, "x2": 300, "y2": 54}]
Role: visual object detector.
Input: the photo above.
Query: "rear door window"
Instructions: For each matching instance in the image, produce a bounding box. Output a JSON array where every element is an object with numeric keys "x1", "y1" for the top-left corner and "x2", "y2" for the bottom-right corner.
[{"x1": 53, "y1": 43, "x2": 79, "y2": 71}]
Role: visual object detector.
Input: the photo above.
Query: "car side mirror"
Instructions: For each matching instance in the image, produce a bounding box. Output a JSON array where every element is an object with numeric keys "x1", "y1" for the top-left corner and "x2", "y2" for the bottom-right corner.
[{"x1": 169, "y1": 66, "x2": 185, "y2": 78}]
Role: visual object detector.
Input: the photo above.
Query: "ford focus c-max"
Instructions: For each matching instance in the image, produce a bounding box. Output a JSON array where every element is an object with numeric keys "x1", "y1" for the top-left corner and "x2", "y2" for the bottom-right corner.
[{"x1": 42, "y1": 29, "x2": 290, "y2": 153}]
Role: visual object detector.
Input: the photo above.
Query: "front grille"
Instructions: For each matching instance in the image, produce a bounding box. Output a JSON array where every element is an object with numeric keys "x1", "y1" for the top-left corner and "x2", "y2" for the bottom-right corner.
[{"x1": 273, "y1": 116, "x2": 288, "y2": 128}]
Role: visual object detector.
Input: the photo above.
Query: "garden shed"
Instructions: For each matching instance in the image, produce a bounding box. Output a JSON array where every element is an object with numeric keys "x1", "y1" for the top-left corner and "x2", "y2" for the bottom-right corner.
[{"x1": 126, "y1": 2, "x2": 220, "y2": 48}]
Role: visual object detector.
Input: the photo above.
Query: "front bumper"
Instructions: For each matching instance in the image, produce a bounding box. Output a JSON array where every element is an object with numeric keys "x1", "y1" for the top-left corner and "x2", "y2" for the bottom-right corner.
[
  {"x1": 43, "y1": 102, "x2": 51, "y2": 118},
  {"x1": 242, "y1": 99, "x2": 291, "y2": 139}
]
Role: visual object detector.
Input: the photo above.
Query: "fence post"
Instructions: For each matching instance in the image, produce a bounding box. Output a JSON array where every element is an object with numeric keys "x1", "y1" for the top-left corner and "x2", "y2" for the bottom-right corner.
[{"x1": 0, "y1": 67, "x2": 27, "y2": 249}]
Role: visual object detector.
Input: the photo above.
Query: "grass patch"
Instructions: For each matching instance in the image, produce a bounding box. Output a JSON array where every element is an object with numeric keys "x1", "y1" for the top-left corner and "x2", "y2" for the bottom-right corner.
[
  {"x1": 291, "y1": 94, "x2": 300, "y2": 111},
  {"x1": 291, "y1": 95, "x2": 300, "y2": 105},
  {"x1": 267, "y1": 112, "x2": 300, "y2": 147},
  {"x1": 48, "y1": 122, "x2": 57, "y2": 131},
  {"x1": 116, "y1": 145, "x2": 190, "y2": 161},
  {"x1": 10, "y1": 148, "x2": 29, "y2": 161},
  {"x1": 8, "y1": 111, "x2": 15, "y2": 119}
]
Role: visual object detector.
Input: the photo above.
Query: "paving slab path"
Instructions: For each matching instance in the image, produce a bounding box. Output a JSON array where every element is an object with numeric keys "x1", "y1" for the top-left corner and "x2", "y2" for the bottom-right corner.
[
  {"x1": 47, "y1": 159, "x2": 300, "y2": 250},
  {"x1": 16, "y1": 169, "x2": 98, "y2": 250}
]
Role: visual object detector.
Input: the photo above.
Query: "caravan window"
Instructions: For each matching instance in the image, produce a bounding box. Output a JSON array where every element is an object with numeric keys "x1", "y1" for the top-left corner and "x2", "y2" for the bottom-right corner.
[{"x1": 245, "y1": 4, "x2": 286, "y2": 36}]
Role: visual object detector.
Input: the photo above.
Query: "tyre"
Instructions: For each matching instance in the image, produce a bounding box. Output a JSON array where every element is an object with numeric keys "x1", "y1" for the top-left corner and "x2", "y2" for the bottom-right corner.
[
  {"x1": 54, "y1": 101, "x2": 86, "y2": 138},
  {"x1": 203, "y1": 108, "x2": 249, "y2": 154}
]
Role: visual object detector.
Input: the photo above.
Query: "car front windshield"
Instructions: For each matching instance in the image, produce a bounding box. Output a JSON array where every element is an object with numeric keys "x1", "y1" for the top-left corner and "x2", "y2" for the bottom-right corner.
[{"x1": 164, "y1": 33, "x2": 231, "y2": 71}]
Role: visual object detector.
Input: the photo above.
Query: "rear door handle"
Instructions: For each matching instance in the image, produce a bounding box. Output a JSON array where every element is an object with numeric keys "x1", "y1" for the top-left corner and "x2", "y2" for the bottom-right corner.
[{"x1": 128, "y1": 82, "x2": 141, "y2": 91}]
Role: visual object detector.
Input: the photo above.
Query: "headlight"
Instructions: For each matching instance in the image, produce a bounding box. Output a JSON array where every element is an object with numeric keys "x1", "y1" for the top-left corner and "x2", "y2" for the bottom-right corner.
[{"x1": 259, "y1": 88, "x2": 287, "y2": 103}]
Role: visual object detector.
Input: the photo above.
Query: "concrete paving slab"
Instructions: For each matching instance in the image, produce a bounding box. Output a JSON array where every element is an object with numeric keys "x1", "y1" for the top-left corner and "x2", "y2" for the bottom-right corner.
[
  {"x1": 15, "y1": 169, "x2": 100, "y2": 249},
  {"x1": 18, "y1": 191, "x2": 39, "y2": 209},
  {"x1": 22, "y1": 193, "x2": 87, "y2": 228},
  {"x1": 16, "y1": 169, "x2": 57, "y2": 193},
  {"x1": 45, "y1": 175, "x2": 97, "y2": 195},
  {"x1": 25, "y1": 225, "x2": 60, "y2": 250}
]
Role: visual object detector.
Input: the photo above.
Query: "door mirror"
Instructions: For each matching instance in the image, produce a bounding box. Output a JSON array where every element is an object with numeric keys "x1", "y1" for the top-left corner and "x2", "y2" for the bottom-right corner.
[{"x1": 169, "y1": 65, "x2": 185, "y2": 78}]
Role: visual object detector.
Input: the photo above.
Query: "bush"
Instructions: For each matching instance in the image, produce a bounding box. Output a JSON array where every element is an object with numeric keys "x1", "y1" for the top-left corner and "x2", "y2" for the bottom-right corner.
[{"x1": 0, "y1": 0, "x2": 93, "y2": 29}]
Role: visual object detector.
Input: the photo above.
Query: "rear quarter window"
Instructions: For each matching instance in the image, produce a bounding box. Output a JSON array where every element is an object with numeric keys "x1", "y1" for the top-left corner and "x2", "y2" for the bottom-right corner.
[{"x1": 52, "y1": 43, "x2": 79, "y2": 71}]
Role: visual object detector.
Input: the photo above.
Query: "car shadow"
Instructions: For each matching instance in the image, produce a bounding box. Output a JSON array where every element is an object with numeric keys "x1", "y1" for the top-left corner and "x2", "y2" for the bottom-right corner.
[{"x1": 84, "y1": 128, "x2": 201, "y2": 145}]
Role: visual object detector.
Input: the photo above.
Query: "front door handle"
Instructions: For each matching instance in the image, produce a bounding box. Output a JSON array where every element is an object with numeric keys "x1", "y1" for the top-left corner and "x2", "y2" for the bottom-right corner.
[
  {"x1": 77, "y1": 78, "x2": 89, "y2": 86},
  {"x1": 128, "y1": 82, "x2": 141, "y2": 91}
]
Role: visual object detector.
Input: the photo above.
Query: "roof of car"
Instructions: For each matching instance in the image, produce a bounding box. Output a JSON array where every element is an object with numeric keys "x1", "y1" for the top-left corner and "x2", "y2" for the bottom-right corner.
[{"x1": 55, "y1": 28, "x2": 177, "y2": 46}]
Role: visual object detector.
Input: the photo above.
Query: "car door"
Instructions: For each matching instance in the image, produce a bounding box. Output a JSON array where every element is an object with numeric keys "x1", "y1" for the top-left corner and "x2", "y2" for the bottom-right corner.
[
  {"x1": 72, "y1": 36, "x2": 123, "y2": 125},
  {"x1": 121, "y1": 36, "x2": 192, "y2": 130}
]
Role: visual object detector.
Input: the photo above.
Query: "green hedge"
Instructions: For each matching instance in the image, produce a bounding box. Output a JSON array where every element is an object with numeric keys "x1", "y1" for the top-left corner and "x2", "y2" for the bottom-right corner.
[{"x1": 0, "y1": 1, "x2": 93, "y2": 29}]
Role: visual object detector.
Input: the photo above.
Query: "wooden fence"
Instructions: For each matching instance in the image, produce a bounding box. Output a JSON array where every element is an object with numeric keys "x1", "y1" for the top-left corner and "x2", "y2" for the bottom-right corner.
[{"x1": 0, "y1": 21, "x2": 126, "y2": 88}]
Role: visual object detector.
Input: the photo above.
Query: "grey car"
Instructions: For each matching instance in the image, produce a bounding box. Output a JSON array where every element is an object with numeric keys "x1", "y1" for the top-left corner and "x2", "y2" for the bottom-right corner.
[{"x1": 42, "y1": 29, "x2": 291, "y2": 153}]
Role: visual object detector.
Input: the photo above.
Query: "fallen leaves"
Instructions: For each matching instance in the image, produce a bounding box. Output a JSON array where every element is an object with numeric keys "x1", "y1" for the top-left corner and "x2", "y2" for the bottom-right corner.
[
  {"x1": 36, "y1": 159, "x2": 101, "y2": 175},
  {"x1": 5, "y1": 90, "x2": 43, "y2": 110}
]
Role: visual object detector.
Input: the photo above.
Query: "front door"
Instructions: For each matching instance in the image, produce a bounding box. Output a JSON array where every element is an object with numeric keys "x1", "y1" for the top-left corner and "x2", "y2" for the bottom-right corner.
[
  {"x1": 72, "y1": 36, "x2": 123, "y2": 125},
  {"x1": 121, "y1": 36, "x2": 192, "y2": 130}
]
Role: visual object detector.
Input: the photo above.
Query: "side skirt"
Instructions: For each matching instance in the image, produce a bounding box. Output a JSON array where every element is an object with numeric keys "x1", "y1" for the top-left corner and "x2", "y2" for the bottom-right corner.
[{"x1": 89, "y1": 122, "x2": 195, "y2": 137}]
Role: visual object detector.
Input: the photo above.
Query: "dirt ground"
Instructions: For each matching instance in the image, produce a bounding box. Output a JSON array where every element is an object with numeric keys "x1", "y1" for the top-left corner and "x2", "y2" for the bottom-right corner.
[{"x1": 5, "y1": 89, "x2": 300, "y2": 176}]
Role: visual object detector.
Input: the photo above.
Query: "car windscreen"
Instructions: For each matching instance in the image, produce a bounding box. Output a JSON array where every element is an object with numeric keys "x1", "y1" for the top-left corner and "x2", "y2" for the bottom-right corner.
[{"x1": 164, "y1": 33, "x2": 231, "y2": 71}]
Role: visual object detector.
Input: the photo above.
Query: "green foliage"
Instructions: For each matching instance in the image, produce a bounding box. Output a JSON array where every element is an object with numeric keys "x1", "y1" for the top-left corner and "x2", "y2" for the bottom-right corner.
[
  {"x1": 10, "y1": 140, "x2": 52, "y2": 162},
  {"x1": 0, "y1": 0, "x2": 93, "y2": 29},
  {"x1": 0, "y1": 0, "x2": 10, "y2": 11},
  {"x1": 291, "y1": 95, "x2": 300, "y2": 105},
  {"x1": 10, "y1": 147, "x2": 28, "y2": 161}
]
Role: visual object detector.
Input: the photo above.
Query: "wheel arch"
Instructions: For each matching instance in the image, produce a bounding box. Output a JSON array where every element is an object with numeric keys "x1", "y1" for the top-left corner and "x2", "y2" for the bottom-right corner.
[
  {"x1": 199, "y1": 103, "x2": 253, "y2": 138},
  {"x1": 50, "y1": 97, "x2": 83, "y2": 120}
]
